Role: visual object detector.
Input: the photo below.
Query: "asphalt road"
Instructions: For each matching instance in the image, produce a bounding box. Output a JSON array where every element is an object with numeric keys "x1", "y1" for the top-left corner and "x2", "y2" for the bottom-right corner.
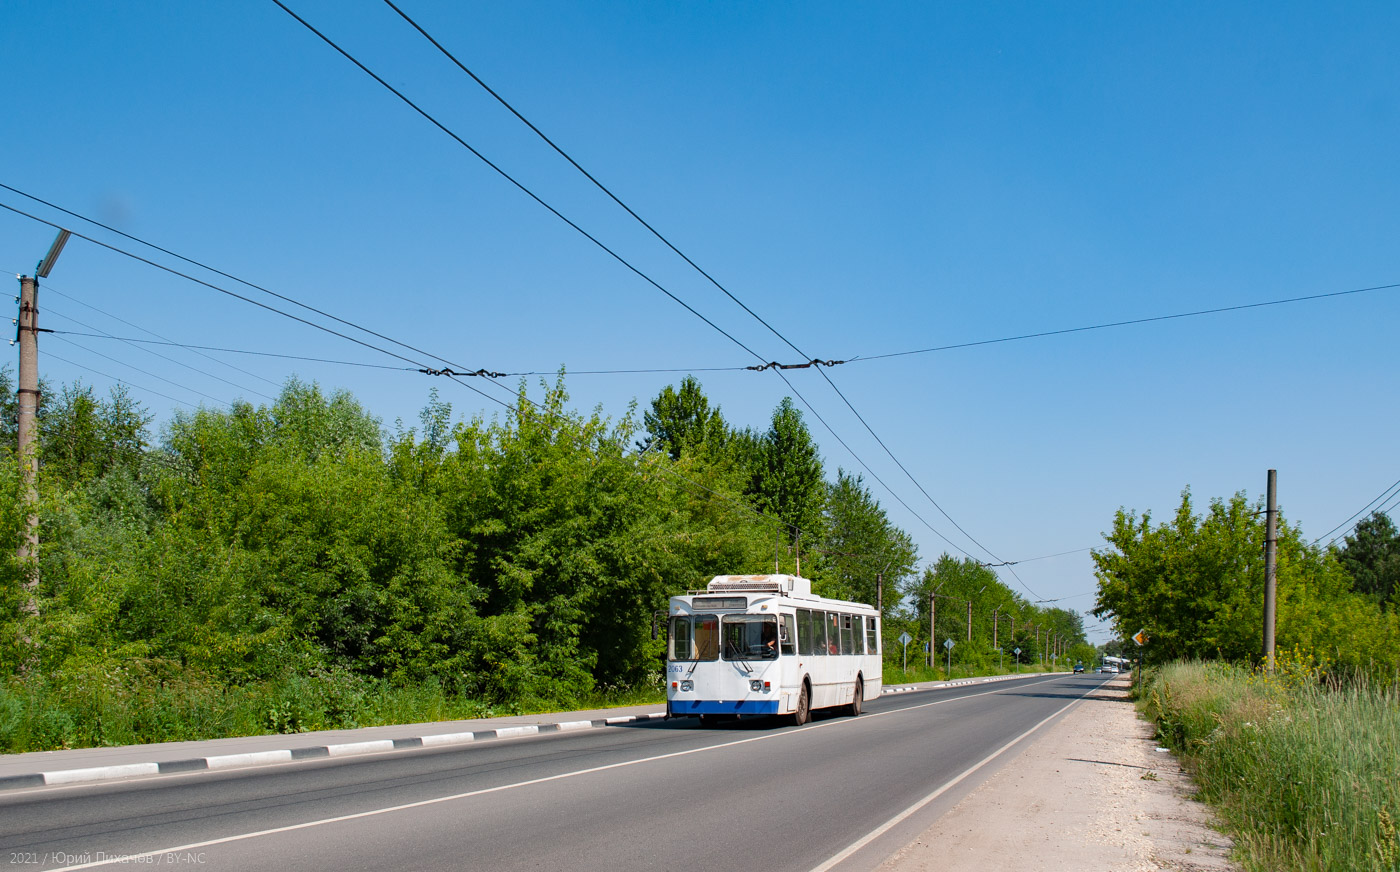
[{"x1": 1, "y1": 673, "x2": 1111, "y2": 872}]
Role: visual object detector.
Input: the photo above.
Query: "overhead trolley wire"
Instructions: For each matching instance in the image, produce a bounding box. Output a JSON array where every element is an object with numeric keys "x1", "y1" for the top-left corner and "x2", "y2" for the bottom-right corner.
[
  {"x1": 359, "y1": 2, "x2": 1013, "y2": 574},
  {"x1": 378, "y1": 0, "x2": 807, "y2": 360},
  {"x1": 268, "y1": 0, "x2": 766, "y2": 368}
]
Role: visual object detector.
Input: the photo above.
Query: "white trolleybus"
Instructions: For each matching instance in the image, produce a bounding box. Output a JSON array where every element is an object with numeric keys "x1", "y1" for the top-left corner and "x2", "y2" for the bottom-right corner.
[{"x1": 666, "y1": 574, "x2": 881, "y2": 726}]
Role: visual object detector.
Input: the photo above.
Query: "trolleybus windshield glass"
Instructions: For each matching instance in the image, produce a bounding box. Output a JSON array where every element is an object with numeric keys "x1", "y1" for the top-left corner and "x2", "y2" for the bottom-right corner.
[
  {"x1": 669, "y1": 615, "x2": 719, "y2": 661},
  {"x1": 720, "y1": 615, "x2": 778, "y2": 660}
]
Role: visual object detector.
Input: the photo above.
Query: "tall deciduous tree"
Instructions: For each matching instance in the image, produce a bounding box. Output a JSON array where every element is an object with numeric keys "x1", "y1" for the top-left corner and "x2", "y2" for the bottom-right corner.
[{"x1": 816, "y1": 470, "x2": 917, "y2": 606}]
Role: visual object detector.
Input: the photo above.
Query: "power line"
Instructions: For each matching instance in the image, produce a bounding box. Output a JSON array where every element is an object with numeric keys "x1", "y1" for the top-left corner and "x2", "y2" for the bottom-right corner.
[
  {"x1": 48, "y1": 329, "x2": 426, "y2": 373},
  {"x1": 0, "y1": 182, "x2": 501, "y2": 383},
  {"x1": 0, "y1": 199, "x2": 452, "y2": 375},
  {"x1": 44, "y1": 349, "x2": 194, "y2": 408},
  {"x1": 43, "y1": 281, "x2": 283, "y2": 389},
  {"x1": 45, "y1": 307, "x2": 278, "y2": 403},
  {"x1": 1315, "y1": 476, "x2": 1400, "y2": 545},
  {"x1": 855, "y1": 281, "x2": 1400, "y2": 363},
  {"x1": 49, "y1": 335, "x2": 231, "y2": 406}
]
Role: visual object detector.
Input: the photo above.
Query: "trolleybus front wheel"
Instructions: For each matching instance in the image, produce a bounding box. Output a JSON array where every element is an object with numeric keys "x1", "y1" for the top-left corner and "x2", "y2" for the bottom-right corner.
[{"x1": 791, "y1": 682, "x2": 811, "y2": 726}]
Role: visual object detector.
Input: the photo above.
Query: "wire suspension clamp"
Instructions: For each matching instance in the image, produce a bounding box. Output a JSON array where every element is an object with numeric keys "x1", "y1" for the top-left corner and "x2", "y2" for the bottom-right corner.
[
  {"x1": 419, "y1": 366, "x2": 506, "y2": 378},
  {"x1": 746, "y1": 358, "x2": 845, "y2": 372}
]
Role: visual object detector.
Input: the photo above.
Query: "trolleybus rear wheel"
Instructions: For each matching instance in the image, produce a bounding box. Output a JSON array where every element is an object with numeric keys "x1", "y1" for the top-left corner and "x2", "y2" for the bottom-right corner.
[{"x1": 848, "y1": 677, "x2": 863, "y2": 717}]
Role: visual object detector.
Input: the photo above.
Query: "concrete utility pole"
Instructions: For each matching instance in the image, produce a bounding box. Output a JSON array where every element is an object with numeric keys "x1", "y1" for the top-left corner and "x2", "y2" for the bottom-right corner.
[
  {"x1": 16, "y1": 274, "x2": 40, "y2": 614},
  {"x1": 928, "y1": 591, "x2": 936, "y2": 669},
  {"x1": 16, "y1": 229, "x2": 68, "y2": 617},
  {"x1": 1263, "y1": 469, "x2": 1278, "y2": 673},
  {"x1": 876, "y1": 572, "x2": 882, "y2": 617},
  {"x1": 966, "y1": 598, "x2": 973, "y2": 642}
]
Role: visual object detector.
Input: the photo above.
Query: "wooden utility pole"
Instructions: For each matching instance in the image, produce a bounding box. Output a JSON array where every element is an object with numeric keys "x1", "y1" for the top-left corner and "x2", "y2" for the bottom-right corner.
[
  {"x1": 16, "y1": 274, "x2": 40, "y2": 614},
  {"x1": 1263, "y1": 469, "x2": 1278, "y2": 673}
]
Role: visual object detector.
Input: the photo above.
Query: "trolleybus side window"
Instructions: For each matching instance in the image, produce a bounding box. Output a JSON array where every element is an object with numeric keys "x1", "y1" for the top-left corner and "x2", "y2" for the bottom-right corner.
[
  {"x1": 780, "y1": 614, "x2": 796, "y2": 656},
  {"x1": 720, "y1": 614, "x2": 778, "y2": 660},
  {"x1": 669, "y1": 615, "x2": 719, "y2": 661},
  {"x1": 841, "y1": 614, "x2": 857, "y2": 655},
  {"x1": 827, "y1": 612, "x2": 841, "y2": 654},
  {"x1": 812, "y1": 610, "x2": 828, "y2": 656},
  {"x1": 866, "y1": 616, "x2": 879, "y2": 654}
]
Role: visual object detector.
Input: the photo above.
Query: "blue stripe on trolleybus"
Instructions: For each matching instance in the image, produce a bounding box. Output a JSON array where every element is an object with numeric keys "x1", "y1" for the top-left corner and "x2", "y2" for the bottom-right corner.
[{"x1": 672, "y1": 699, "x2": 781, "y2": 715}]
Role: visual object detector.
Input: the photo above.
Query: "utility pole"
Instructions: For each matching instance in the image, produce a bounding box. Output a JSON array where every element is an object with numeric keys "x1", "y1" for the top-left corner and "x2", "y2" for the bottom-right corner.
[
  {"x1": 876, "y1": 572, "x2": 882, "y2": 617},
  {"x1": 16, "y1": 274, "x2": 39, "y2": 615},
  {"x1": 16, "y1": 229, "x2": 68, "y2": 617},
  {"x1": 1263, "y1": 469, "x2": 1278, "y2": 674},
  {"x1": 966, "y1": 598, "x2": 973, "y2": 642},
  {"x1": 928, "y1": 591, "x2": 936, "y2": 669}
]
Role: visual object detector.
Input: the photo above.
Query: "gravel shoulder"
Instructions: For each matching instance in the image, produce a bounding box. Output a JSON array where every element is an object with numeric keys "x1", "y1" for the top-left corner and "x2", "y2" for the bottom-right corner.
[{"x1": 877, "y1": 675, "x2": 1237, "y2": 872}]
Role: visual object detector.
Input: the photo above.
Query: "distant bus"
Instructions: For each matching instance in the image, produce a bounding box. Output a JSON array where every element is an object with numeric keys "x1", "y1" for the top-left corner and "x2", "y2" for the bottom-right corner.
[{"x1": 666, "y1": 574, "x2": 882, "y2": 726}]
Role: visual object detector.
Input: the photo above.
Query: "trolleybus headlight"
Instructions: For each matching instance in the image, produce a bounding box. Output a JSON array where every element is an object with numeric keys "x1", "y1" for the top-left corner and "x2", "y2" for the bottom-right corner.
[
  {"x1": 680, "y1": 680, "x2": 693, "y2": 692},
  {"x1": 749, "y1": 679, "x2": 763, "y2": 692}
]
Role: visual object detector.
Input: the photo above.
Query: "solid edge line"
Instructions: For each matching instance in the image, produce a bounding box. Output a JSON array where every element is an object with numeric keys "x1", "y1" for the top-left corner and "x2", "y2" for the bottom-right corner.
[
  {"x1": 806, "y1": 690, "x2": 1090, "y2": 872},
  {"x1": 40, "y1": 677, "x2": 1066, "y2": 871},
  {"x1": 3, "y1": 712, "x2": 667, "y2": 792}
]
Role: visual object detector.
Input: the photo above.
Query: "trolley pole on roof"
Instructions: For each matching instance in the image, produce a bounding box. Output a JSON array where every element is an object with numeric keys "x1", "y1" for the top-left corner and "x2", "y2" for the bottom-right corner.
[{"x1": 1262, "y1": 469, "x2": 1278, "y2": 674}]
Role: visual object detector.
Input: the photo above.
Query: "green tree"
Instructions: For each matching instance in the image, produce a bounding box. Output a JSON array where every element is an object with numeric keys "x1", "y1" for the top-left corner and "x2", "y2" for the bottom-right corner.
[
  {"x1": 641, "y1": 376, "x2": 728, "y2": 460},
  {"x1": 750, "y1": 397, "x2": 824, "y2": 550},
  {"x1": 1093, "y1": 488, "x2": 1400, "y2": 673},
  {"x1": 1334, "y1": 511, "x2": 1400, "y2": 609},
  {"x1": 815, "y1": 470, "x2": 917, "y2": 607}
]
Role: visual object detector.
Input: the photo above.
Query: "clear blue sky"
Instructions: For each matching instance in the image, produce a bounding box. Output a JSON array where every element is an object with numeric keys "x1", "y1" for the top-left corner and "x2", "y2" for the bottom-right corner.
[{"x1": 3, "y1": 1, "x2": 1398, "y2": 641}]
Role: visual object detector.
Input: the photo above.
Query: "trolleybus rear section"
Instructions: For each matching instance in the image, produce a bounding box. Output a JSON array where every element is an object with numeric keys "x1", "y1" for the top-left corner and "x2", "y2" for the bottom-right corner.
[{"x1": 666, "y1": 574, "x2": 881, "y2": 725}]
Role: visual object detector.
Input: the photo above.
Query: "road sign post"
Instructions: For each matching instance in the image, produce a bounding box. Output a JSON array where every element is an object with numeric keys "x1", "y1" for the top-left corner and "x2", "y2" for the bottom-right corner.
[
  {"x1": 1013, "y1": 647, "x2": 1021, "y2": 673},
  {"x1": 943, "y1": 638, "x2": 955, "y2": 679},
  {"x1": 898, "y1": 631, "x2": 911, "y2": 673}
]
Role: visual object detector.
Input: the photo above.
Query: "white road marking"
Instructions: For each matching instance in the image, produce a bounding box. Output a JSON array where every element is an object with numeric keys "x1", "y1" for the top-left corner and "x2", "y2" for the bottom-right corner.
[
  {"x1": 46, "y1": 674, "x2": 1066, "y2": 871},
  {"x1": 807, "y1": 682, "x2": 1093, "y2": 872}
]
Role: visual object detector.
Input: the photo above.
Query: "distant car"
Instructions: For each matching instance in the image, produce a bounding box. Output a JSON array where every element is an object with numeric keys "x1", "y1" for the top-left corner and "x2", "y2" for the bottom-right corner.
[{"x1": 1073, "y1": 663, "x2": 1085, "y2": 673}]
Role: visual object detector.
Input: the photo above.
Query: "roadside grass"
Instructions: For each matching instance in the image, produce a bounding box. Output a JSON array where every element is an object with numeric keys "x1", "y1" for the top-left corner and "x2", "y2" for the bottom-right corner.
[
  {"x1": 0, "y1": 669, "x2": 666, "y2": 753},
  {"x1": 1143, "y1": 659, "x2": 1400, "y2": 872}
]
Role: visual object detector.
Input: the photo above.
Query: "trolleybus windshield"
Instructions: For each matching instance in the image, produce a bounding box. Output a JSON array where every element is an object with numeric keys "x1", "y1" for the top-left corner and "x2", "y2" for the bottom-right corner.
[{"x1": 720, "y1": 614, "x2": 778, "y2": 660}]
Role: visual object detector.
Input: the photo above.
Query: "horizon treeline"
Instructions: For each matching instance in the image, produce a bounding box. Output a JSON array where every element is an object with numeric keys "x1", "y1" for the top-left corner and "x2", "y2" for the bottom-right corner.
[{"x1": 0, "y1": 369, "x2": 1091, "y2": 748}]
